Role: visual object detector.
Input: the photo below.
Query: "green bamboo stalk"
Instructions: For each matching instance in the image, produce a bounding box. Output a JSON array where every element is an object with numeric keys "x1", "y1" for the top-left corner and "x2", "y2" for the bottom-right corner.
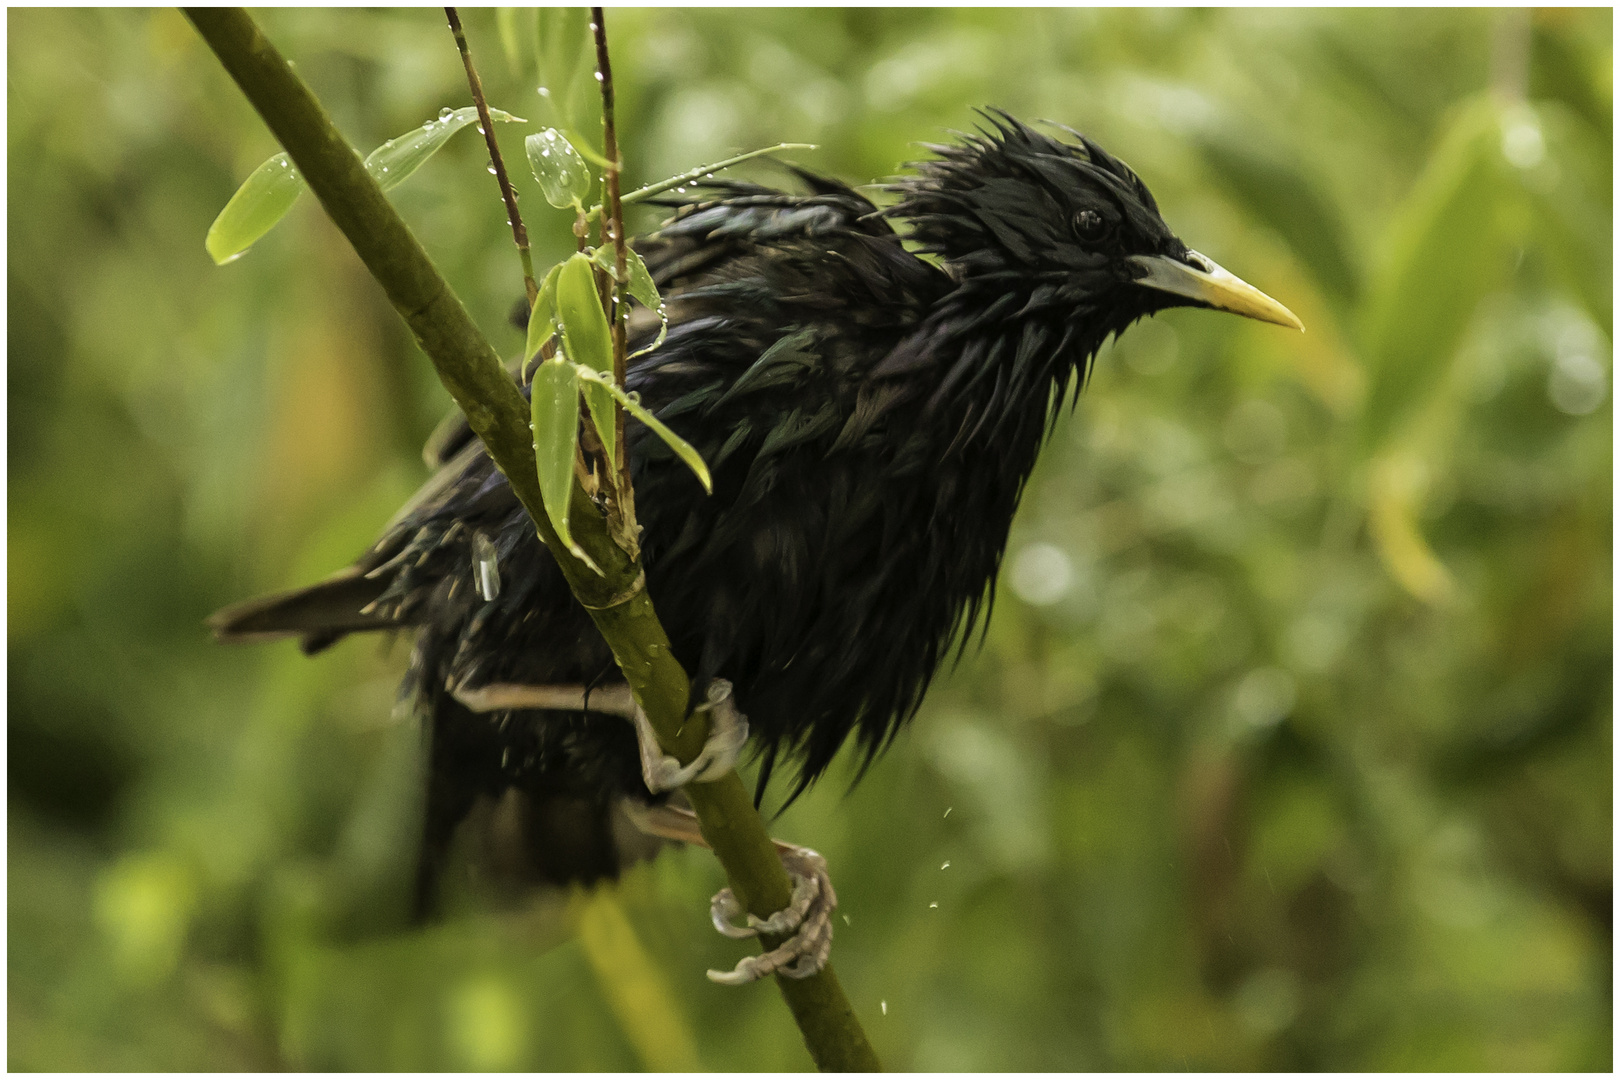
[{"x1": 182, "y1": 8, "x2": 880, "y2": 1071}]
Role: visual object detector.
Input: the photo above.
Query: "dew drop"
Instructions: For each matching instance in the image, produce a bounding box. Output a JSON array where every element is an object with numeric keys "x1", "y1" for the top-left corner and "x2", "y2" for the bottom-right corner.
[
  {"x1": 940, "y1": 860, "x2": 951, "y2": 870},
  {"x1": 438, "y1": 107, "x2": 454, "y2": 120},
  {"x1": 880, "y1": 1000, "x2": 887, "y2": 1015},
  {"x1": 487, "y1": 165, "x2": 498, "y2": 174},
  {"x1": 472, "y1": 532, "x2": 501, "y2": 601},
  {"x1": 943, "y1": 807, "x2": 952, "y2": 818},
  {"x1": 928, "y1": 901, "x2": 939, "y2": 909}
]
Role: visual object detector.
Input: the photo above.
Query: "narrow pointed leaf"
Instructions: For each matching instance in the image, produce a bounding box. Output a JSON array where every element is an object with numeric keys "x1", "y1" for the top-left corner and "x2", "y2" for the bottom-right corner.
[
  {"x1": 364, "y1": 106, "x2": 525, "y2": 192},
  {"x1": 574, "y1": 365, "x2": 713, "y2": 494},
  {"x1": 556, "y1": 252, "x2": 617, "y2": 463},
  {"x1": 591, "y1": 243, "x2": 668, "y2": 358},
  {"x1": 494, "y1": 8, "x2": 534, "y2": 76},
  {"x1": 527, "y1": 129, "x2": 592, "y2": 209},
  {"x1": 535, "y1": 6, "x2": 594, "y2": 130},
  {"x1": 1359, "y1": 97, "x2": 1525, "y2": 454},
  {"x1": 622, "y1": 246, "x2": 661, "y2": 313},
  {"x1": 562, "y1": 128, "x2": 616, "y2": 170},
  {"x1": 531, "y1": 357, "x2": 597, "y2": 572},
  {"x1": 525, "y1": 262, "x2": 565, "y2": 366},
  {"x1": 589, "y1": 243, "x2": 660, "y2": 311},
  {"x1": 205, "y1": 152, "x2": 304, "y2": 264}
]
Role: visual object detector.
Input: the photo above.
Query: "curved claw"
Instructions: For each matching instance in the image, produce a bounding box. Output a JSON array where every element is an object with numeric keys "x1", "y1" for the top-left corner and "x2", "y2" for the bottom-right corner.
[
  {"x1": 706, "y1": 845, "x2": 836, "y2": 985},
  {"x1": 636, "y1": 679, "x2": 750, "y2": 793}
]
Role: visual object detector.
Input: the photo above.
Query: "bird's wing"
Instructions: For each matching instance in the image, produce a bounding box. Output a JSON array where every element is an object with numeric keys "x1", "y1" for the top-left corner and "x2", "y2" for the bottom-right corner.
[{"x1": 209, "y1": 173, "x2": 949, "y2": 660}]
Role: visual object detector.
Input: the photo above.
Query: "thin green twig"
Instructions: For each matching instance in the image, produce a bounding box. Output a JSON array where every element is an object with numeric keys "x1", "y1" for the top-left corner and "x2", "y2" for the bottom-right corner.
[{"x1": 445, "y1": 6, "x2": 537, "y2": 305}]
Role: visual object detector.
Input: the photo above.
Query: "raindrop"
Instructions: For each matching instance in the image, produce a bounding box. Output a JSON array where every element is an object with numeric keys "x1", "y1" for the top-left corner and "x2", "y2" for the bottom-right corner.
[
  {"x1": 880, "y1": 1000, "x2": 887, "y2": 1016},
  {"x1": 943, "y1": 807, "x2": 952, "y2": 818},
  {"x1": 940, "y1": 860, "x2": 950, "y2": 870},
  {"x1": 476, "y1": 125, "x2": 486, "y2": 136},
  {"x1": 473, "y1": 532, "x2": 502, "y2": 601},
  {"x1": 438, "y1": 107, "x2": 454, "y2": 120},
  {"x1": 487, "y1": 165, "x2": 498, "y2": 174},
  {"x1": 928, "y1": 901, "x2": 939, "y2": 909},
  {"x1": 594, "y1": 71, "x2": 604, "y2": 81},
  {"x1": 840, "y1": 913, "x2": 850, "y2": 926}
]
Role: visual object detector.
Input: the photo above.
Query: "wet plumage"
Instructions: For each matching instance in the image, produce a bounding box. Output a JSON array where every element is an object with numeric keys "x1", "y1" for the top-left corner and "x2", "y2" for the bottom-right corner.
[{"x1": 211, "y1": 113, "x2": 1298, "y2": 908}]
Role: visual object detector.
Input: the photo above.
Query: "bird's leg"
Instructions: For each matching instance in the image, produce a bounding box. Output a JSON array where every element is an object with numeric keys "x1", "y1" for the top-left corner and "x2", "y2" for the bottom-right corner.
[
  {"x1": 448, "y1": 678, "x2": 748, "y2": 796},
  {"x1": 622, "y1": 801, "x2": 837, "y2": 985},
  {"x1": 454, "y1": 679, "x2": 826, "y2": 982}
]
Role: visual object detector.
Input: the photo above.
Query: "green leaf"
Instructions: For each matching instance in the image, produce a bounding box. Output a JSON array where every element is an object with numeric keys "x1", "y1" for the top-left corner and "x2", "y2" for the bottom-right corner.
[
  {"x1": 590, "y1": 243, "x2": 668, "y2": 358},
  {"x1": 622, "y1": 247, "x2": 660, "y2": 312},
  {"x1": 573, "y1": 365, "x2": 713, "y2": 494},
  {"x1": 494, "y1": 8, "x2": 535, "y2": 77},
  {"x1": 525, "y1": 263, "x2": 564, "y2": 370},
  {"x1": 364, "y1": 106, "x2": 525, "y2": 193},
  {"x1": 556, "y1": 252, "x2": 617, "y2": 463},
  {"x1": 205, "y1": 152, "x2": 304, "y2": 265},
  {"x1": 206, "y1": 107, "x2": 524, "y2": 264},
  {"x1": 526, "y1": 129, "x2": 592, "y2": 210},
  {"x1": 561, "y1": 128, "x2": 616, "y2": 170},
  {"x1": 1523, "y1": 102, "x2": 1612, "y2": 336},
  {"x1": 530, "y1": 357, "x2": 598, "y2": 573},
  {"x1": 588, "y1": 243, "x2": 659, "y2": 310},
  {"x1": 1191, "y1": 126, "x2": 1359, "y2": 311},
  {"x1": 535, "y1": 7, "x2": 594, "y2": 132},
  {"x1": 1358, "y1": 96, "x2": 1523, "y2": 453},
  {"x1": 619, "y1": 144, "x2": 817, "y2": 206}
]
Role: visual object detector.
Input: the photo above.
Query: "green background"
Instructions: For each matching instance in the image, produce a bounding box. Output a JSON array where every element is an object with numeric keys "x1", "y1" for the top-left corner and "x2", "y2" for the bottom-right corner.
[{"x1": 8, "y1": 7, "x2": 1611, "y2": 1070}]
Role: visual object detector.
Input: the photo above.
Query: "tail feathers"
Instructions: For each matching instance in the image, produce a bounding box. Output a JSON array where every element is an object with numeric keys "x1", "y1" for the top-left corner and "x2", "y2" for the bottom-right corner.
[{"x1": 207, "y1": 568, "x2": 396, "y2": 655}]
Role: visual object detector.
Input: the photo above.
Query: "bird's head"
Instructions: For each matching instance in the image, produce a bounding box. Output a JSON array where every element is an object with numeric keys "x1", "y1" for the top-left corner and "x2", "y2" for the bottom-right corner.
[{"x1": 887, "y1": 110, "x2": 1302, "y2": 337}]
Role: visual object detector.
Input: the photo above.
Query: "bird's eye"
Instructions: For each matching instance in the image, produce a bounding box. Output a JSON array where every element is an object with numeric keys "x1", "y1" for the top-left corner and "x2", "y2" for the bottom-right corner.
[{"x1": 1073, "y1": 209, "x2": 1106, "y2": 241}]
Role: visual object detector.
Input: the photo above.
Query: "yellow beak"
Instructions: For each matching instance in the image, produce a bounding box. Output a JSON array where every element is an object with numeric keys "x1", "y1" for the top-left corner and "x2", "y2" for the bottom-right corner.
[{"x1": 1127, "y1": 250, "x2": 1304, "y2": 331}]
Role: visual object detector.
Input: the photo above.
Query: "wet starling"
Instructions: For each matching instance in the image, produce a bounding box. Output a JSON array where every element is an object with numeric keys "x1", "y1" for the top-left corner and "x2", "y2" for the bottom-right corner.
[{"x1": 210, "y1": 112, "x2": 1301, "y2": 928}]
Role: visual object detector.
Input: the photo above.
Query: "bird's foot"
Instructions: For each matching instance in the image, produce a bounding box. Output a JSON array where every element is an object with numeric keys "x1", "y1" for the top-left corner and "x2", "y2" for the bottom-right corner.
[
  {"x1": 620, "y1": 802, "x2": 837, "y2": 986},
  {"x1": 706, "y1": 843, "x2": 836, "y2": 985},
  {"x1": 633, "y1": 678, "x2": 749, "y2": 794}
]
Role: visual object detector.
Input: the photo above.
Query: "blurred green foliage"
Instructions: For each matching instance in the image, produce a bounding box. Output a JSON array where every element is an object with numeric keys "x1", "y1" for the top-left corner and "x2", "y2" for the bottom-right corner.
[{"x1": 8, "y1": 7, "x2": 1611, "y2": 1071}]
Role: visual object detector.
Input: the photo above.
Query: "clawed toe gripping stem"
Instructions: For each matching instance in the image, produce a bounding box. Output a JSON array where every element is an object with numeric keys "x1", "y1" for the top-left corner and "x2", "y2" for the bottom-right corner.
[
  {"x1": 706, "y1": 845, "x2": 836, "y2": 985},
  {"x1": 635, "y1": 678, "x2": 749, "y2": 793}
]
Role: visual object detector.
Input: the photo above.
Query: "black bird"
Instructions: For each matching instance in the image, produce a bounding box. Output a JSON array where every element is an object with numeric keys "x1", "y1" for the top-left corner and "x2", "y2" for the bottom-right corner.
[{"x1": 211, "y1": 112, "x2": 1300, "y2": 933}]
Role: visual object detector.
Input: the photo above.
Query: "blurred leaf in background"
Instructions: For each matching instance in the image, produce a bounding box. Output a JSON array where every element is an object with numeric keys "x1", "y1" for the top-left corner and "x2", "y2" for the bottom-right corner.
[{"x1": 8, "y1": 7, "x2": 1610, "y2": 1071}]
